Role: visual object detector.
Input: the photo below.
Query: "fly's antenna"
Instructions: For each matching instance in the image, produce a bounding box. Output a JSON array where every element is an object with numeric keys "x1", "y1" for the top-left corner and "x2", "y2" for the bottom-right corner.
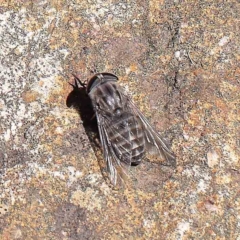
[{"x1": 69, "y1": 74, "x2": 87, "y2": 89}]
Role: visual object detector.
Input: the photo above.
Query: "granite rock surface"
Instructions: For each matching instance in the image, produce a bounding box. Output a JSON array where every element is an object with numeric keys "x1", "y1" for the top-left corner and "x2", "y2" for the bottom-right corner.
[{"x1": 0, "y1": 0, "x2": 239, "y2": 239}]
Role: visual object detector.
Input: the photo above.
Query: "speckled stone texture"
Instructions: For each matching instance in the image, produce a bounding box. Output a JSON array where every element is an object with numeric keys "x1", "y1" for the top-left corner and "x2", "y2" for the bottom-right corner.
[{"x1": 0, "y1": 0, "x2": 239, "y2": 239}]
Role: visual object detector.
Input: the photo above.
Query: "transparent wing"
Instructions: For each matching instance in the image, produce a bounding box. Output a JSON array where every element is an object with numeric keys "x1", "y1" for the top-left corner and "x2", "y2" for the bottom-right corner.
[
  {"x1": 125, "y1": 96, "x2": 176, "y2": 167},
  {"x1": 95, "y1": 111, "x2": 131, "y2": 185}
]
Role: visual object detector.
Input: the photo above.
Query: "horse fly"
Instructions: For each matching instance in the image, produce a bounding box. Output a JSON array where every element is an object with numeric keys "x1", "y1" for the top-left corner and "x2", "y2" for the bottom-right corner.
[{"x1": 71, "y1": 72, "x2": 176, "y2": 185}]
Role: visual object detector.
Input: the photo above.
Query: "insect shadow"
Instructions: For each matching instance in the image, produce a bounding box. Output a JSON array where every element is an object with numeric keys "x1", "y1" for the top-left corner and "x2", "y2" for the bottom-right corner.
[
  {"x1": 66, "y1": 73, "x2": 176, "y2": 187},
  {"x1": 66, "y1": 75, "x2": 97, "y2": 134},
  {"x1": 66, "y1": 75, "x2": 109, "y2": 181}
]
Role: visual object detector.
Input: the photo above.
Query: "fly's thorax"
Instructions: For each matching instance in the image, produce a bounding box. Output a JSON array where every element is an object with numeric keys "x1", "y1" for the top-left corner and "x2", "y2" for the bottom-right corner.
[{"x1": 88, "y1": 81, "x2": 124, "y2": 115}]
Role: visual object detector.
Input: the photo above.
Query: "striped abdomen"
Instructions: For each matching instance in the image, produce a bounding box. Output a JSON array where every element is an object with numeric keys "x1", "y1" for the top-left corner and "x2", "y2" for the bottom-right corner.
[{"x1": 107, "y1": 112, "x2": 146, "y2": 165}]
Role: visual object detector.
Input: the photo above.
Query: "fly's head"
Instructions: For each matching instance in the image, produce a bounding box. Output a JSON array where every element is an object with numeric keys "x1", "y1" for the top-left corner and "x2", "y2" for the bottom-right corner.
[{"x1": 86, "y1": 72, "x2": 118, "y2": 93}]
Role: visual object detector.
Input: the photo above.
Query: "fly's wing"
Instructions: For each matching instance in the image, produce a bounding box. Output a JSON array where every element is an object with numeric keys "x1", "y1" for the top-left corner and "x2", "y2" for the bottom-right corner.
[
  {"x1": 95, "y1": 111, "x2": 132, "y2": 186},
  {"x1": 125, "y1": 96, "x2": 176, "y2": 167}
]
